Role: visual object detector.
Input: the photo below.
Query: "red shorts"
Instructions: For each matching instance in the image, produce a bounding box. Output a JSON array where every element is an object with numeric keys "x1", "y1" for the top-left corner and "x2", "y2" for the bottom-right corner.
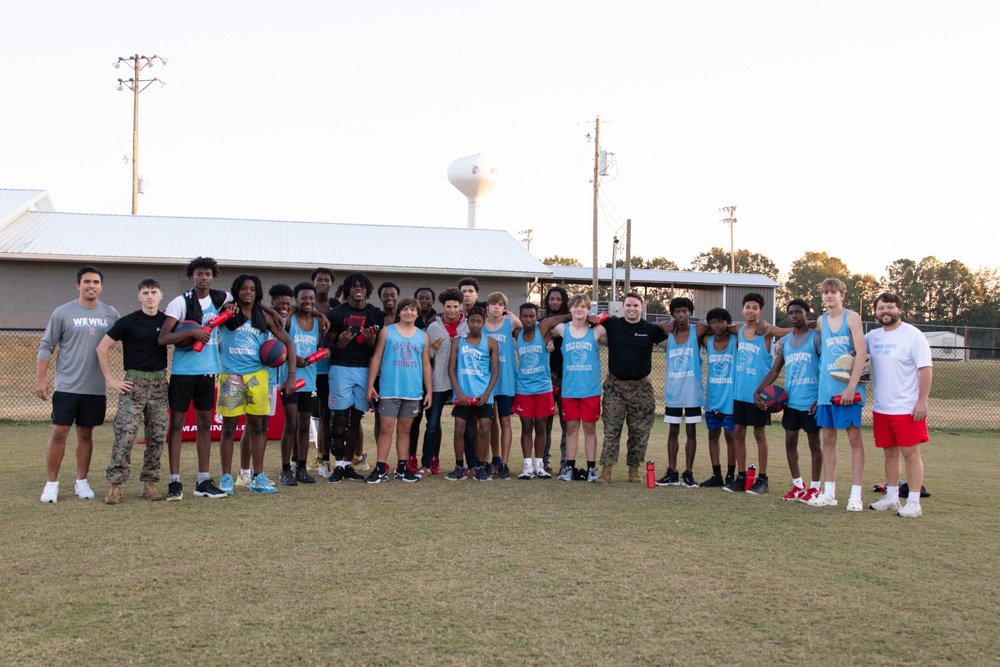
[
  {"x1": 562, "y1": 396, "x2": 601, "y2": 423},
  {"x1": 872, "y1": 411, "x2": 929, "y2": 449},
  {"x1": 513, "y1": 392, "x2": 556, "y2": 419}
]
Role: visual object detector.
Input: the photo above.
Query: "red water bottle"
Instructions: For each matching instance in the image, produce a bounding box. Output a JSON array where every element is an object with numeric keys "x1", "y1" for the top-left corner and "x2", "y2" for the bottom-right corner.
[
  {"x1": 356, "y1": 325, "x2": 381, "y2": 344},
  {"x1": 594, "y1": 312, "x2": 610, "y2": 326},
  {"x1": 453, "y1": 396, "x2": 479, "y2": 406},
  {"x1": 744, "y1": 465, "x2": 756, "y2": 491},
  {"x1": 303, "y1": 348, "x2": 330, "y2": 366},
  {"x1": 646, "y1": 461, "x2": 656, "y2": 488},
  {"x1": 192, "y1": 309, "x2": 235, "y2": 352},
  {"x1": 832, "y1": 392, "x2": 863, "y2": 405},
  {"x1": 293, "y1": 378, "x2": 305, "y2": 391}
]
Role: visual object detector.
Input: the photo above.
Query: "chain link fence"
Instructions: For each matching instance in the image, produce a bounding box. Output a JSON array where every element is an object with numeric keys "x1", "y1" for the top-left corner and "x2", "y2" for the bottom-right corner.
[{"x1": 3, "y1": 327, "x2": 998, "y2": 430}]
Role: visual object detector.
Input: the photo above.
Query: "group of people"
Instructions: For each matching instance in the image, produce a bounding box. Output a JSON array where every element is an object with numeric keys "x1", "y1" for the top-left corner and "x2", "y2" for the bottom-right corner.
[{"x1": 35, "y1": 261, "x2": 933, "y2": 517}]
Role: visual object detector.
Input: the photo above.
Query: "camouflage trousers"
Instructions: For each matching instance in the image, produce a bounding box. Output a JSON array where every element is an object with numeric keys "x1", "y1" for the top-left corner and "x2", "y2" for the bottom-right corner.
[
  {"x1": 600, "y1": 375, "x2": 656, "y2": 467},
  {"x1": 106, "y1": 376, "x2": 168, "y2": 484}
]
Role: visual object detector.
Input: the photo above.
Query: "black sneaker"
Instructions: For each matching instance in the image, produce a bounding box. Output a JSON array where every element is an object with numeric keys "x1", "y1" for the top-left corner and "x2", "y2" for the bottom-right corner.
[
  {"x1": 725, "y1": 472, "x2": 735, "y2": 486},
  {"x1": 681, "y1": 470, "x2": 699, "y2": 488},
  {"x1": 497, "y1": 463, "x2": 512, "y2": 480},
  {"x1": 193, "y1": 478, "x2": 227, "y2": 499},
  {"x1": 295, "y1": 467, "x2": 316, "y2": 484},
  {"x1": 394, "y1": 469, "x2": 420, "y2": 483},
  {"x1": 327, "y1": 465, "x2": 345, "y2": 483},
  {"x1": 699, "y1": 474, "x2": 724, "y2": 488},
  {"x1": 342, "y1": 464, "x2": 365, "y2": 481},
  {"x1": 656, "y1": 469, "x2": 680, "y2": 486},
  {"x1": 747, "y1": 477, "x2": 769, "y2": 495},
  {"x1": 366, "y1": 469, "x2": 389, "y2": 484},
  {"x1": 723, "y1": 475, "x2": 746, "y2": 493},
  {"x1": 279, "y1": 469, "x2": 298, "y2": 486},
  {"x1": 166, "y1": 481, "x2": 183, "y2": 501}
]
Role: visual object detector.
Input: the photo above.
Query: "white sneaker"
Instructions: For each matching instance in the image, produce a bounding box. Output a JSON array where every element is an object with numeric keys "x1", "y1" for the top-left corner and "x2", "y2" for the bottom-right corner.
[
  {"x1": 236, "y1": 471, "x2": 253, "y2": 488},
  {"x1": 869, "y1": 496, "x2": 902, "y2": 511},
  {"x1": 897, "y1": 502, "x2": 922, "y2": 518},
  {"x1": 534, "y1": 464, "x2": 552, "y2": 479},
  {"x1": 318, "y1": 462, "x2": 332, "y2": 479},
  {"x1": 74, "y1": 479, "x2": 95, "y2": 500},
  {"x1": 806, "y1": 493, "x2": 837, "y2": 507},
  {"x1": 517, "y1": 468, "x2": 534, "y2": 480},
  {"x1": 846, "y1": 498, "x2": 864, "y2": 512},
  {"x1": 40, "y1": 481, "x2": 59, "y2": 503}
]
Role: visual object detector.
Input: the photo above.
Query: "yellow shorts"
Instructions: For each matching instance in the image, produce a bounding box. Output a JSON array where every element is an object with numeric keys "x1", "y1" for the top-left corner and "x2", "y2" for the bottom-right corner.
[{"x1": 217, "y1": 369, "x2": 270, "y2": 417}]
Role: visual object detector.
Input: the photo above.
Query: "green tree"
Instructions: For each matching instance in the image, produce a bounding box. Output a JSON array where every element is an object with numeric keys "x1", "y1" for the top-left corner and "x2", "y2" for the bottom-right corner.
[
  {"x1": 784, "y1": 251, "x2": 852, "y2": 316},
  {"x1": 956, "y1": 267, "x2": 1000, "y2": 328},
  {"x1": 605, "y1": 256, "x2": 679, "y2": 271},
  {"x1": 689, "y1": 247, "x2": 780, "y2": 281},
  {"x1": 542, "y1": 255, "x2": 582, "y2": 267},
  {"x1": 883, "y1": 258, "x2": 924, "y2": 321},
  {"x1": 847, "y1": 273, "x2": 881, "y2": 318}
]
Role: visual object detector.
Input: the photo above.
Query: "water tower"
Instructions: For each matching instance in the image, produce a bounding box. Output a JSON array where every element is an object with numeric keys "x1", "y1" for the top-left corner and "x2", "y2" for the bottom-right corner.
[{"x1": 447, "y1": 154, "x2": 500, "y2": 228}]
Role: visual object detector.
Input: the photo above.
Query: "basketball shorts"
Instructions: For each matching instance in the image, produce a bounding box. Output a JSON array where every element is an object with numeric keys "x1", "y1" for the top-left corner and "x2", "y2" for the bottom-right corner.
[{"x1": 217, "y1": 369, "x2": 270, "y2": 417}]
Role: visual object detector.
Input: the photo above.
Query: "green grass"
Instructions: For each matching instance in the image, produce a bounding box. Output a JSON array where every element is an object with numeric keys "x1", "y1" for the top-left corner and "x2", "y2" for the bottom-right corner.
[{"x1": 1, "y1": 419, "x2": 997, "y2": 665}]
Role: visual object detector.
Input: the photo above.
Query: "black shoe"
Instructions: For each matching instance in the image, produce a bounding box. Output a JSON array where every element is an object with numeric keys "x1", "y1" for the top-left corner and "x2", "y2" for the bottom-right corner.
[
  {"x1": 328, "y1": 465, "x2": 345, "y2": 483},
  {"x1": 572, "y1": 467, "x2": 588, "y2": 481},
  {"x1": 699, "y1": 474, "x2": 724, "y2": 488},
  {"x1": 394, "y1": 469, "x2": 420, "y2": 483},
  {"x1": 166, "y1": 481, "x2": 183, "y2": 501},
  {"x1": 746, "y1": 477, "x2": 769, "y2": 495},
  {"x1": 295, "y1": 467, "x2": 316, "y2": 484},
  {"x1": 342, "y1": 464, "x2": 365, "y2": 481},
  {"x1": 681, "y1": 470, "x2": 699, "y2": 488},
  {"x1": 723, "y1": 475, "x2": 746, "y2": 493},
  {"x1": 656, "y1": 469, "x2": 680, "y2": 486},
  {"x1": 497, "y1": 463, "x2": 511, "y2": 480},
  {"x1": 725, "y1": 472, "x2": 735, "y2": 485},
  {"x1": 193, "y1": 478, "x2": 227, "y2": 499},
  {"x1": 366, "y1": 469, "x2": 389, "y2": 484},
  {"x1": 279, "y1": 469, "x2": 298, "y2": 486}
]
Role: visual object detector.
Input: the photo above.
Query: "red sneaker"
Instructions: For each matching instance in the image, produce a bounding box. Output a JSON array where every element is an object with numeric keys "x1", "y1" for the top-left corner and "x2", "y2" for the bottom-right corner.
[
  {"x1": 430, "y1": 457, "x2": 442, "y2": 475},
  {"x1": 782, "y1": 485, "x2": 806, "y2": 501},
  {"x1": 798, "y1": 487, "x2": 821, "y2": 504},
  {"x1": 407, "y1": 456, "x2": 420, "y2": 475}
]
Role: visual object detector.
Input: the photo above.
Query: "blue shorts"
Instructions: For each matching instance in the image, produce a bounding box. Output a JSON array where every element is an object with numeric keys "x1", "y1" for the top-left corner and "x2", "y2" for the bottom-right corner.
[
  {"x1": 705, "y1": 411, "x2": 735, "y2": 432},
  {"x1": 329, "y1": 366, "x2": 369, "y2": 412},
  {"x1": 815, "y1": 404, "x2": 862, "y2": 430},
  {"x1": 493, "y1": 394, "x2": 514, "y2": 418}
]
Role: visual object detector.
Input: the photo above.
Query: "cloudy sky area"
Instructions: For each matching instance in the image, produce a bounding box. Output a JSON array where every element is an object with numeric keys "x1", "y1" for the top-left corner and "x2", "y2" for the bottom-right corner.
[{"x1": 2, "y1": 1, "x2": 997, "y2": 279}]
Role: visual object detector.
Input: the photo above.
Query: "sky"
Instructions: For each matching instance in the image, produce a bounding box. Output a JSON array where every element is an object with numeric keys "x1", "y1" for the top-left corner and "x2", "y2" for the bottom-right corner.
[{"x1": 2, "y1": 1, "x2": 998, "y2": 281}]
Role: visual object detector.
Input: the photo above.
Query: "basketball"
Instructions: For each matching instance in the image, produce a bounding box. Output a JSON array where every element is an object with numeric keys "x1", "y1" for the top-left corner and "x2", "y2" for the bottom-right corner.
[
  {"x1": 260, "y1": 339, "x2": 287, "y2": 367},
  {"x1": 758, "y1": 384, "x2": 789, "y2": 412},
  {"x1": 173, "y1": 320, "x2": 203, "y2": 349}
]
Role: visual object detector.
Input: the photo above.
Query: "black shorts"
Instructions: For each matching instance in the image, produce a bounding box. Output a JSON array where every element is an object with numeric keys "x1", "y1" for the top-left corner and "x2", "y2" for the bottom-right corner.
[
  {"x1": 664, "y1": 406, "x2": 703, "y2": 424},
  {"x1": 732, "y1": 399, "x2": 771, "y2": 427},
  {"x1": 313, "y1": 373, "x2": 330, "y2": 418},
  {"x1": 452, "y1": 403, "x2": 496, "y2": 421},
  {"x1": 782, "y1": 406, "x2": 820, "y2": 433},
  {"x1": 52, "y1": 391, "x2": 106, "y2": 427},
  {"x1": 293, "y1": 391, "x2": 317, "y2": 413},
  {"x1": 168, "y1": 374, "x2": 216, "y2": 412}
]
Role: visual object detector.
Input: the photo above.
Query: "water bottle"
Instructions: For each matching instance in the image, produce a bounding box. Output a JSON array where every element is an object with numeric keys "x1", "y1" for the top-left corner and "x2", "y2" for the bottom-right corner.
[
  {"x1": 646, "y1": 461, "x2": 656, "y2": 488},
  {"x1": 745, "y1": 465, "x2": 756, "y2": 491}
]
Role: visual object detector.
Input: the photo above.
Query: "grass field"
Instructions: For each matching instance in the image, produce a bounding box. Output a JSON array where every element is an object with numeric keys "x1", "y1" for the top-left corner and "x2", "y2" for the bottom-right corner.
[{"x1": 2, "y1": 419, "x2": 997, "y2": 665}]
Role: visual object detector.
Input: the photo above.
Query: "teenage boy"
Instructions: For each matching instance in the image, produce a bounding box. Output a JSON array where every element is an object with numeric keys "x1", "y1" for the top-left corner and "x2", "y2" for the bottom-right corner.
[
  {"x1": 457, "y1": 277, "x2": 487, "y2": 313},
  {"x1": 484, "y1": 292, "x2": 522, "y2": 479},
  {"x1": 513, "y1": 303, "x2": 559, "y2": 479},
  {"x1": 37, "y1": 266, "x2": 120, "y2": 503},
  {"x1": 409, "y1": 287, "x2": 436, "y2": 474},
  {"x1": 655, "y1": 297, "x2": 703, "y2": 488},
  {"x1": 311, "y1": 268, "x2": 335, "y2": 476},
  {"x1": 423, "y1": 289, "x2": 469, "y2": 475},
  {"x1": 806, "y1": 278, "x2": 868, "y2": 511},
  {"x1": 543, "y1": 286, "x2": 570, "y2": 473},
  {"x1": 698, "y1": 309, "x2": 738, "y2": 487},
  {"x1": 549, "y1": 294, "x2": 608, "y2": 482},
  {"x1": 365, "y1": 297, "x2": 432, "y2": 483},
  {"x1": 754, "y1": 299, "x2": 823, "y2": 502},
  {"x1": 446, "y1": 306, "x2": 499, "y2": 482},
  {"x1": 865, "y1": 292, "x2": 932, "y2": 518},
  {"x1": 414, "y1": 287, "x2": 438, "y2": 329},
  {"x1": 97, "y1": 278, "x2": 168, "y2": 505}
]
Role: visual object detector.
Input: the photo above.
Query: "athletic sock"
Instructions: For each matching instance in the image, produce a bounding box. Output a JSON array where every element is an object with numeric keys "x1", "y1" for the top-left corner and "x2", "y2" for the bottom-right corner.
[
  {"x1": 456, "y1": 459, "x2": 464, "y2": 468},
  {"x1": 524, "y1": 458, "x2": 532, "y2": 471},
  {"x1": 335, "y1": 460, "x2": 347, "y2": 468},
  {"x1": 809, "y1": 480, "x2": 821, "y2": 490},
  {"x1": 759, "y1": 473, "x2": 768, "y2": 481},
  {"x1": 170, "y1": 474, "x2": 181, "y2": 483},
  {"x1": 887, "y1": 485, "x2": 900, "y2": 500},
  {"x1": 850, "y1": 485, "x2": 862, "y2": 502},
  {"x1": 397, "y1": 460, "x2": 407, "y2": 473},
  {"x1": 588, "y1": 460, "x2": 596, "y2": 470},
  {"x1": 726, "y1": 465, "x2": 736, "y2": 478},
  {"x1": 566, "y1": 459, "x2": 576, "y2": 469},
  {"x1": 533, "y1": 457, "x2": 543, "y2": 468},
  {"x1": 281, "y1": 463, "x2": 291, "y2": 472},
  {"x1": 322, "y1": 456, "x2": 330, "y2": 463},
  {"x1": 376, "y1": 462, "x2": 387, "y2": 474},
  {"x1": 712, "y1": 464, "x2": 722, "y2": 477},
  {"x1": 825, "y1": 482, "x2": 836, "y2": 498},
  {"x1": 907, "y1": 491, "x2": 921, "y2": 507},
  {"x1": 792, "y1": 477, "x2": 803, "y2": 488},
  {"x1": 197, "y1": 472, "x2": 209, "y2": 483}
]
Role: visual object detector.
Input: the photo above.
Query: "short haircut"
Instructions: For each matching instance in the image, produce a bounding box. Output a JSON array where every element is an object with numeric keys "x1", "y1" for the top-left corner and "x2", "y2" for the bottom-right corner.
[
  {"x1": 378, "y1": 281, "x2": 400, "y2": 297},
  {"x1": 294, "y1": 281, "x2": 316, "y2": 298},
  {"x1": 186, "y1": 256, "x2": 219, "y2": 278},
  {"x1": 311, "y1": 267, "x2": 334, "y2": 282},
  {"x1": 137, "y1": 277, "x2": 160, "y2": 291},
  {"x1": 438, "y1": 288, "x2": 462, "y2": 305},
  {"x1": 820, "y1": 278, "x2": 846, "y2": 295},
  {"x1": 486, "y1": 291, "x2": 508, "y2": 307},
  {"x1": 669, "y1": 297, "x2": 695, "y2": 315},
  {"x1": 623, "y1": 291, "x2": 644, "y2": 304},
  {"x1": 568, "y1": 293, "x2": 591, "y2": 309},
  {"x1": 519, "y1": 302, "x2": 538, "y2": 316},
  {"x1": 874, "y1": 292, "x2": 904, "y2": 309},
  {"x1": 466, "y1": 305, "x2": 487, "y2": 320},
  {"x1": 269, "y1": 283, "x2": 294, "y2": 299},
  {"x1": 340, "y1": 272, "x2": 373, "y2": 299},
  {"x1": 414, "y1": 287, "x2": 435, "y2": 300},
  {"x1": 545, "y1": 286, "x2": 570, "y2": 316},
  {"x1": 705, "y1": 307, "x2": 732, "y2": 324},
  {"x1": 786, "y1": 298, "x2": 811, "y2": 314},
  {"x1": 396, "y1": 297, "x2": 419, "y2": 314},
  {"x1": 457, "y1": 277, "x2": 480, "y2": 293},
  {"x1": 77, "y1": 265, "x2": 104, "y2": 283},
  {"x1": 230, "y1": 274, "x2": 263, "y2": 304},
  {"x1": 742, "y1": 292, "x2": 765, "y2": 308}
]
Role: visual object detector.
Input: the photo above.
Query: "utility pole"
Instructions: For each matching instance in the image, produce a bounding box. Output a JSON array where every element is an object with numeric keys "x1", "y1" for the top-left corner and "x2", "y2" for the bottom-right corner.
[
  {"x1": 115, "y1": 54, "x2": 168, "y2": 215},
  {"x1": 518, "y1": 228, "x2": 533, "y2": 251},
  {"x1": 719, "y1": 205, "x2": 737, "y2": 272},
  {"x1": 624, "y1": 218, "x2": 632, "y2": 295},
  {"x1": 591, "y1": 116, "x2": 601, "y2": 304}
]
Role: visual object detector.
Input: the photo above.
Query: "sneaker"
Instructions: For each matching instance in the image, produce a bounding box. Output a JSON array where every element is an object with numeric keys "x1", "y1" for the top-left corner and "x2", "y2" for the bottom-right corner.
[
  {"x1": 75, "y1": 479, "x2": 95, "y2": 500},
  {"x1": 395, "y1": 469, "x2": 420, "y2": 483},
  {"x1": 722, "y1": 475, "x2": 746, "y2": 493},
  {"x1": 681, "y1": 470, "x2": 699, "y2": 488},
  {"x1": 557, "y1": 465, "x2": 574, "y2": 482},
  {"x1": 279, "y1": 468, "x2": 298, "y2": 486},
  {"x1": 218, "y1": 473, "x2": 235, "y2": 495},
  {"x1": 295, "y1": 467, "x2": 317, "y2": 484},
  {"x1": 341, "y1": 464, "x2": 365, "y2": 482},
  {"x1": 194, "y1": 478, "x2": 227, "y2": 499},
  {"x1": 327, "y1": 465, "x2": 346, "y2": 483},
  {"x1": 366, "y1": 469, "x2": 389, "y2": 484},
  {"x1": 586, "y1": 467, "x2": 599, "y2": 483},
  {"x1": 896, "y1": 502, "x2": 922, "y2": 518},
  {"x1": 846, "y1": 498, "x2": 864, "y2": 512},
  {"x1": 318, "y1": 462, "x2": 333, "y2": 479},
  {"x1": 417, "y1": 466, "x2": 432, "y2": 476},
  {"x1": 166, "y1": 481, "x2": 183, "y2": 501},
  {"x1": 725, "y1": 472, "x2": 735, "y2": 486},
  {"x1": 782, "y1": 485, "x2": 806, "y2": 501},
  {"x1": 798, "y1": 487, "x2": 821, "y2": 504},
  {"x1": 535, "y1": 464, "x2": 552, "y2": 479},
  {"x1": 40, "y1": 481, "x2": 59, "y2": 503},
  {"x1": 869, "y1": 496, "x2": 902, "y2": 511},
  {"x1": 656, "y1": 469, "x2": 680, "y2": 487},
  {"x1": 249, "y1": 472, "x2": 279, "y2": 494},
  {"x1": 236, "y1": 471, "x2": 252, "y2": 488},
  {"x1": 497, "y1": 463, "x2": 512, "y2": 480},
  {"x1": 473, "y1": 465, "x2": 492, "y2": 482},
  {"x1": 407, "y1": 456, "x2": 420, "y2": 475},
  {"x1": 699, "y1": 474, "x2": 724, "y2": 488},
  {"x1": 746, "y1": 477, "x2": 769, "y2": 495},
  {"x1": 259, "y1": 472, "x2": 277, "y2": 489},
  {"x1": 518, "y1": 467, "x2": 535, "y2": 480},
  {"x1": 430, "y1": 457, "x2": 442, "y2": 475},
  {"x1": 806, "y1": 493, "x2": 837, "y2": 507},
  {"x1": 445, "y1": 465, "x2": 468, "y2": 480},
  {"x1": 352, "y1": 454, "x2": 370, "y2": 472}
]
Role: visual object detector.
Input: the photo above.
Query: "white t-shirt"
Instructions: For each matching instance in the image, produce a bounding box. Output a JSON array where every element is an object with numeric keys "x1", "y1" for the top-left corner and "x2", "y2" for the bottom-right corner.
[
  {"x1": 164, "y1": 292, "x2": 233, "y2": 322},
  {"x1": 864, "y1": 322, "x2": 932, "y2": 415}
]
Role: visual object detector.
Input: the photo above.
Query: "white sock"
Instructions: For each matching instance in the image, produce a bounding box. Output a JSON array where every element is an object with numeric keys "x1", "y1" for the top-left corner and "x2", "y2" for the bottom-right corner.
[
  {"x1": 792, "y1": 477, "x2": 803, "y2": 488},
  {"x1": 825, "y1": 482, "x2": 836, "y2": 498},
  {"x1": 886, "y1": 485, "x2": 899, "y2": 500},
  {"x1": 76, "y1": 478, "x2": 88, "y2": 484},
  {"x1": 197, "y1": 472, "x2": 209, "y2": 482},
  {"x1": 810, "y1": 481, "x2": 821, "y2": 490},
  {"x1": 46, "y1": 481, "x2": 59, "y2": 488},
  {"x1": 524, "y1": 458, "x2": 533, "y2": 470},
  {"x1": 335, "y1": 460, "x2": 347, "y2": 468},
  {"x1": 533, "y1": 458, "x2": 543, "y2": 469},
  {"x1": 908, "y1": 491, "x2": 921, "y2": 506},
  {"x1": 170, "y1": 474, "x2": 181, "y2": 483},
  {"x1": 850, "y1": 485, "x2": 862, "y2": 502}
]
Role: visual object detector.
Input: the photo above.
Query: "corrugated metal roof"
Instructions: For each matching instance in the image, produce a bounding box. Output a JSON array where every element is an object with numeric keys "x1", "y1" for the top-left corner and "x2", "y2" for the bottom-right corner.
[
  {"x1": 0, "y1": 210, "x2": 551, "y2": 278},
  {"x1": 0, "y1": 189, "x2": 54, "y2": 227},
  {"x1": 547, "y1": 265, "x2": 779, "y2": 288}
]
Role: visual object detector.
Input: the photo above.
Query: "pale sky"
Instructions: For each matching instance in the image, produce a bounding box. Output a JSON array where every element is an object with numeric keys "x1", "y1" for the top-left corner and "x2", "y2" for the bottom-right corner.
[{"x1": 2, "y1": 1, "x2": 997, "y2": 280}]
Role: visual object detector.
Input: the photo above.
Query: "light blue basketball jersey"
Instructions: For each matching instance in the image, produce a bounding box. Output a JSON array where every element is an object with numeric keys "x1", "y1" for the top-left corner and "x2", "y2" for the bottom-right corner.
[
  {"x1": 378, "y1": 324, "x2": 425, "y2": 400},
  {"x1": 515, "y1": 325, "x2": 552, "y2": 395},
  {"x1": 290, "y1": 314, "x2": 319, "y2": 393},
  {"x1": 782, "y1": 330, "x2": 820, "y2": 411},
  {"x1": 171, "y1": 299, "x2": 223, "y2": 376},
  {"x1": 484, "y1": 318, "x2": 516, "y2": 397},
  {"x1": 455, "y1": 334, "x2": 493, "y2": 403},
  {"x1": 561, "y1": 325, "x2": 602, "y2": 399},
  {"x1": 734, "y1": 325, "x2": 772, "y2": 403},
  {"x1": 219, "y1": 318, "x2": 268, "y2": 375},
  {"x1": 664, "y1": 331, "x2": 704, "y2": 408},
  {"x1": 705, "y1": 334, "x2": 736, "y2": 415},
  {"x1": 818, "y1": 311, "x2": 866, "y2": 406}
]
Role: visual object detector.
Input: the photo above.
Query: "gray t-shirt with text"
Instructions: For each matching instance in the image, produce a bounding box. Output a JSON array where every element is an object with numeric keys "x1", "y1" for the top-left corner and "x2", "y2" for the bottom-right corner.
[{"x1": 38, "y1": 300, "x2": 120, "y2": 395}]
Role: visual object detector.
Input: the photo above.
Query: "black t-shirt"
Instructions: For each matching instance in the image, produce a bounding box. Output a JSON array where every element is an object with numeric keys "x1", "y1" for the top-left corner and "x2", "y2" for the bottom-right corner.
[
  {"x1": 328, "y1": 302, "x2": 384, "y2": 368},
  {"x1": 604, "y1": 317, "x2": 667, "y2": 380},
  {"x1": 107, "y1": 310, "x2": 169, "y2": 372}
]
